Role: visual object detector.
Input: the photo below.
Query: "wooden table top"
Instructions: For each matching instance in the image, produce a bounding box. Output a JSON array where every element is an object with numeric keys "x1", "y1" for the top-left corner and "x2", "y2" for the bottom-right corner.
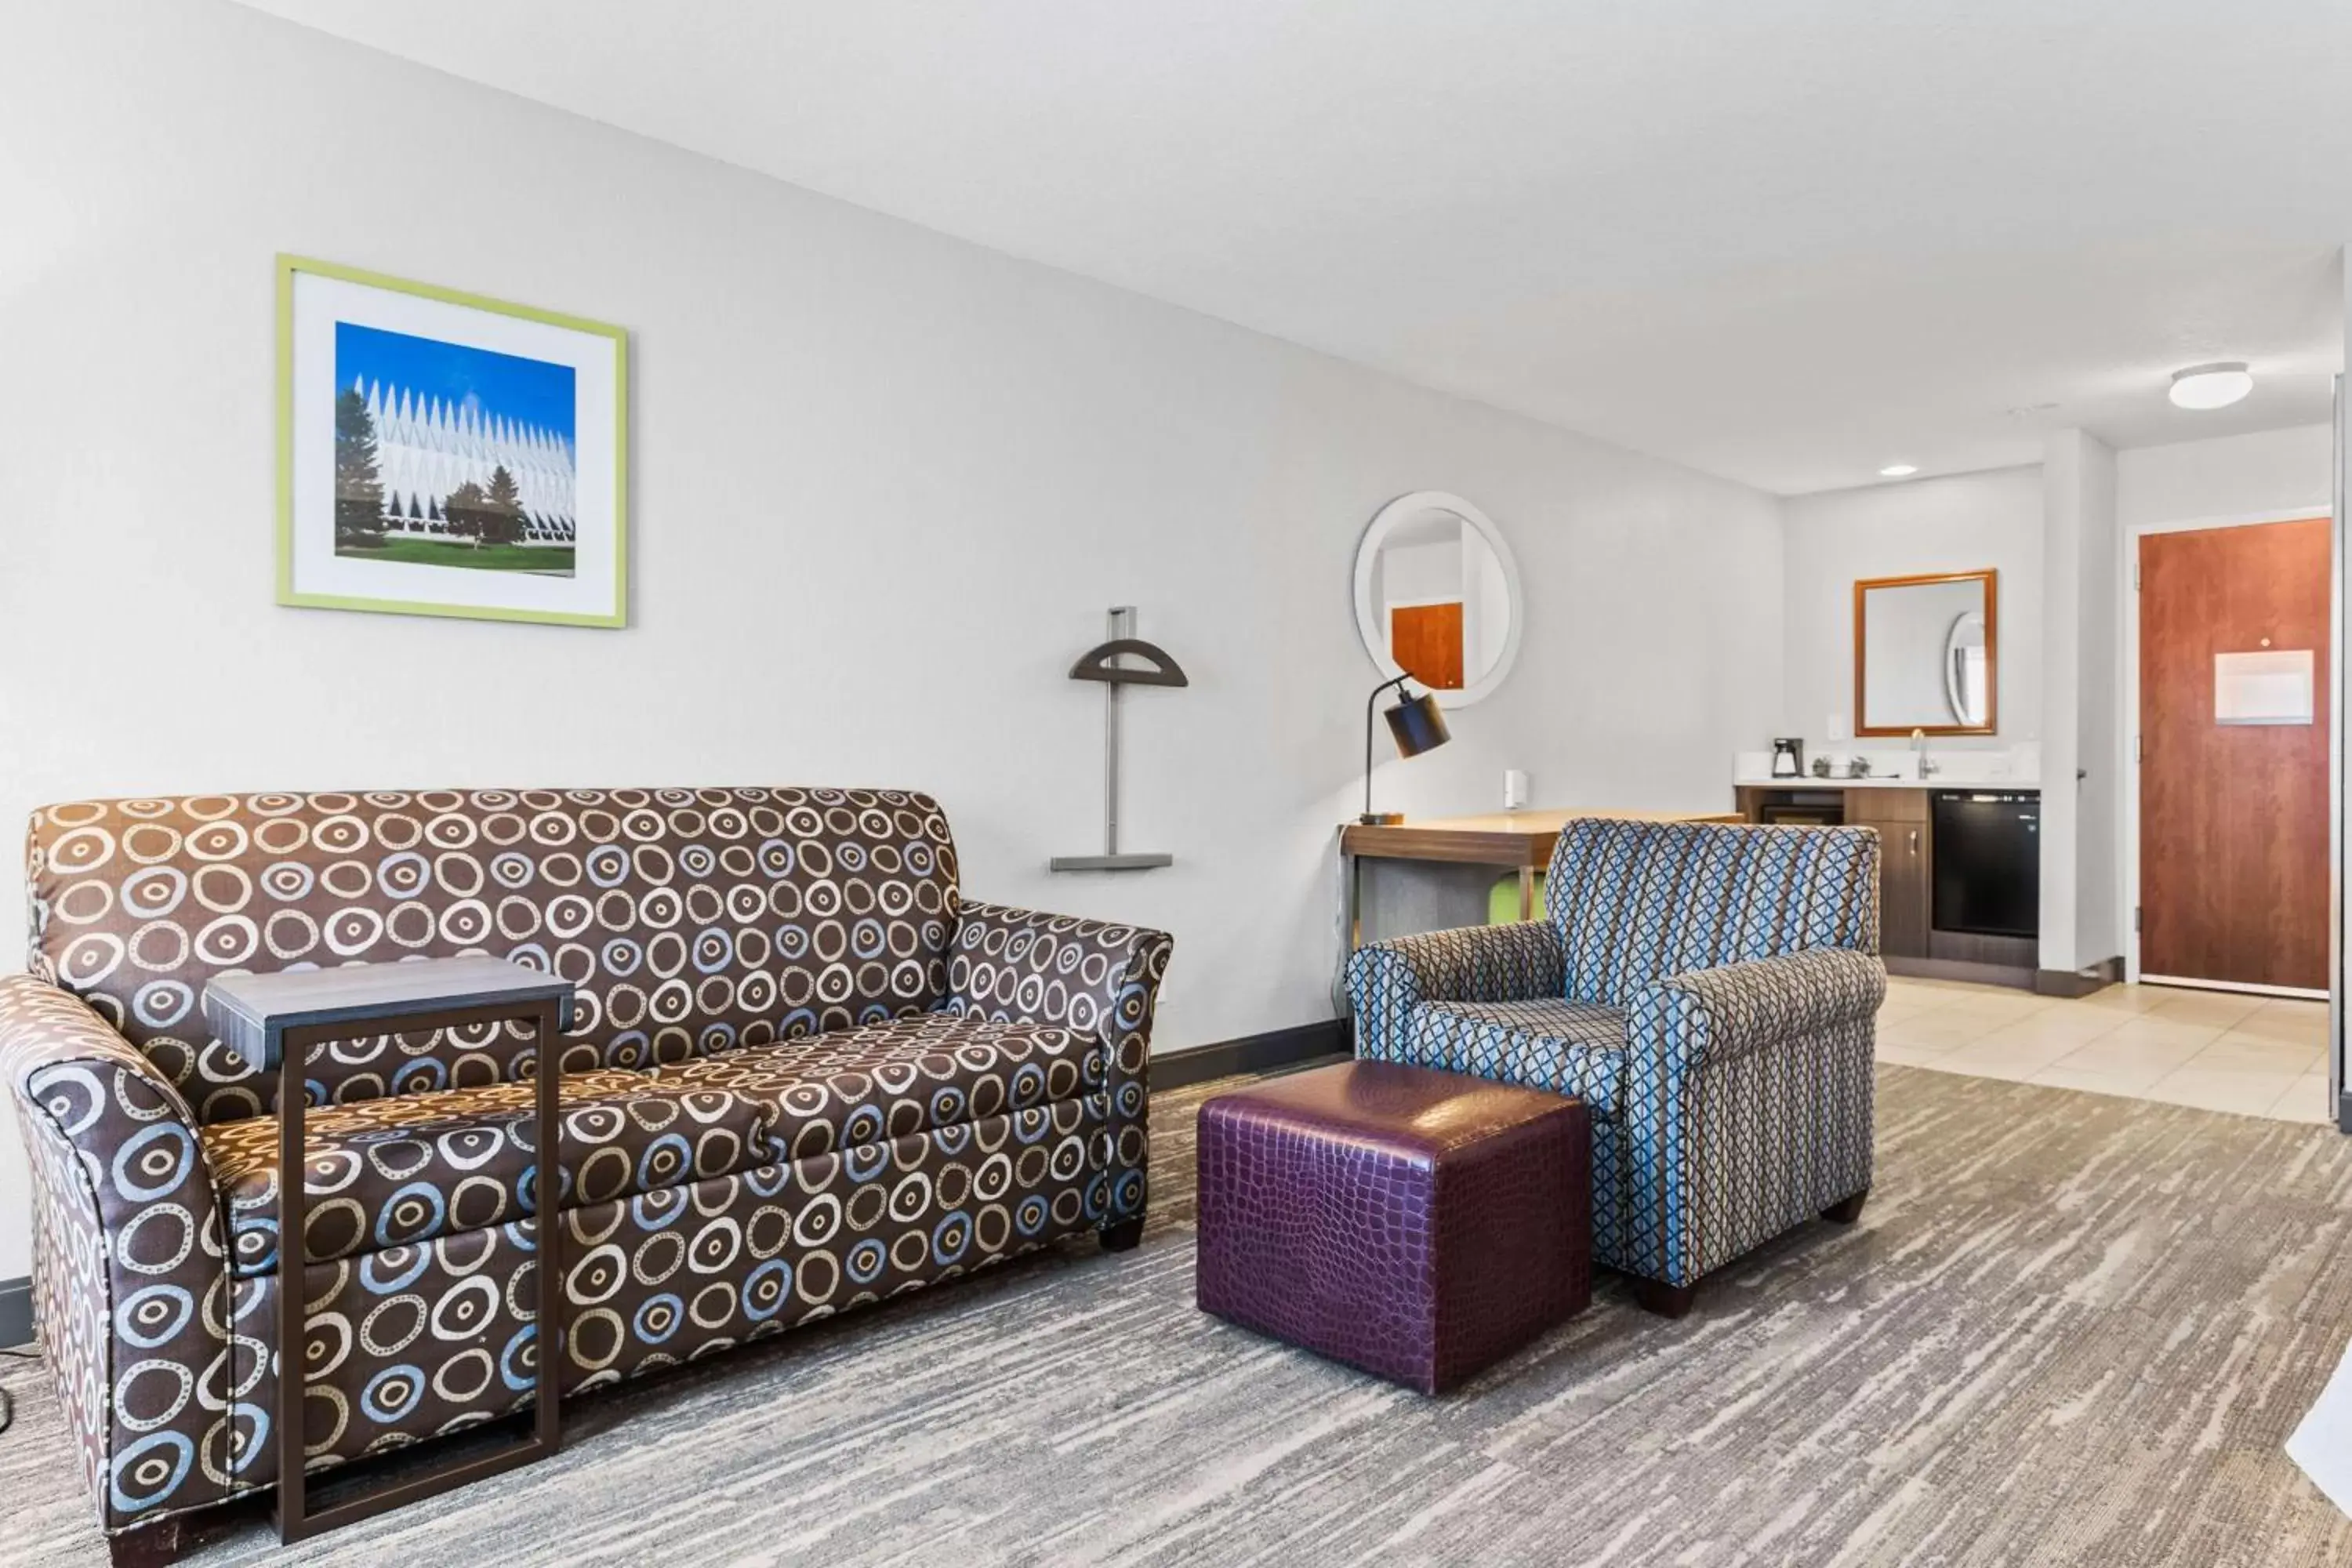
[
  {"x1": 202, "y1": 955, "x2": 574, "y2": 1070},
  {"x1": 1339, "y1": 808, "x2": 1743, "y2": 867}
]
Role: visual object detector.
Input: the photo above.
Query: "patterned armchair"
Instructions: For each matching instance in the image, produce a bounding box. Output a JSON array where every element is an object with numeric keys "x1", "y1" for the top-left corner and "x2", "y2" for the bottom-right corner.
[
  {"x1": 3, "y1": 787, "x2": 1171, "y2": 1559},
  {"x1": 1347, "y1": 818, "x2": 1882, "y2": 1316}
]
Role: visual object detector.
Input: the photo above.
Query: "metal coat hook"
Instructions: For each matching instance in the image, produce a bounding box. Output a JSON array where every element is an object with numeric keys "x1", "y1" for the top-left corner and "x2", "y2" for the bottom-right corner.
[
  {"x1": 1069, "y1": 638, "x2": 1189, "y2": 688},
  {"x1": 1051, "y1": 607, "x2": 1181, "y2": 873}
]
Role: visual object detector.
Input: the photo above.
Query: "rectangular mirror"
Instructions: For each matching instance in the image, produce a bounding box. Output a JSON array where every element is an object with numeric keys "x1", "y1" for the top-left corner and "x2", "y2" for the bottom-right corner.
[{"x1": 1853, "y1": 569, "x2": 1997, "y2": 735}]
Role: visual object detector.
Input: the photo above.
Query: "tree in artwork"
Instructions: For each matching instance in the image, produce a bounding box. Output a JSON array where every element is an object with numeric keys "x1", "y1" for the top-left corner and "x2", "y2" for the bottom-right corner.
[
  {"x1": 333, "y1": 389, "x2": 387, "y2": 546},
  {"x1": 481, "y1": 464, "x2": 526, "y2": 546},
  {"x1": 442, "y1": 479, "x2": 490, "y2": 546}
]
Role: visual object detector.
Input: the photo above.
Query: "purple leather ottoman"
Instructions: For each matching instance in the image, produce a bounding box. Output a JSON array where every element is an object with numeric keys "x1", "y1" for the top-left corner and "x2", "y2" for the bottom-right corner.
[{"x1": 1195, "y1": 1060, "x2": 1590, "y2": 1395}]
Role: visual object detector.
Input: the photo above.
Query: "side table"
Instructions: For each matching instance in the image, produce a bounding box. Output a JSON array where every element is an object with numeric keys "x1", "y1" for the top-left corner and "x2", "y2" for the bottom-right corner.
[{"x1": 201, "y1": 956, "x2": 575, "y2": 1545}]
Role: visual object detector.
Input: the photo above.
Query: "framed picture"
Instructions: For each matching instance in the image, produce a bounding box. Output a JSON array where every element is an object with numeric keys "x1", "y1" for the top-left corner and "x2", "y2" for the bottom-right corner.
[{"x1": 276, "y1": 254, "x2": 629, "y2": 627}]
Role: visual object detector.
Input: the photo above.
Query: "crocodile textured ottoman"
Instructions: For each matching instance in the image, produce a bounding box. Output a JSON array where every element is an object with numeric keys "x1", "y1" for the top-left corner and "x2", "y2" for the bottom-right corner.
[{"x1": 1195, "y1": 1060, "x2": 1590, "y2": 1394}]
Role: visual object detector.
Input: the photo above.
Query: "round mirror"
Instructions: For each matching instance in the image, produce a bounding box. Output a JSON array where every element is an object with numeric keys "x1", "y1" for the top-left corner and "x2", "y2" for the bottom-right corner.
[{"x1": 1352, "y1": 492, "x2": 1523, "y2": 707}]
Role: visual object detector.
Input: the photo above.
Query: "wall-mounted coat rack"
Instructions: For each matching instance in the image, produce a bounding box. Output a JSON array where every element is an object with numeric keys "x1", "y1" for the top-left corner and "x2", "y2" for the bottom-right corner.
[{"x1": 1051, "y1": 607, "x2": 1185, "y2": 872}]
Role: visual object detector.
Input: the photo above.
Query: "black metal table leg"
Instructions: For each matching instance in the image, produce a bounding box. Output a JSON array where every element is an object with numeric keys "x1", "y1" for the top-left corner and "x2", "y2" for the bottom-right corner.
[
  {"x1": 532, "y1": 997, "x2": 563, "y2": 1457},
  {"x1": 274, "y1": 1042, "x2": 306, "y2": 1539},
  {"x1": 268, "y1": 1002, "x2": 565, "y2": 1544}
]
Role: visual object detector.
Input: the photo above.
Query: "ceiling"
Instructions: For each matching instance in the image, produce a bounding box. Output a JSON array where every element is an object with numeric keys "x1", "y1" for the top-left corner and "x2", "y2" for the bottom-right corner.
[{"x1": 234, "y1": 0, "x2": 2350, "y2": 495}]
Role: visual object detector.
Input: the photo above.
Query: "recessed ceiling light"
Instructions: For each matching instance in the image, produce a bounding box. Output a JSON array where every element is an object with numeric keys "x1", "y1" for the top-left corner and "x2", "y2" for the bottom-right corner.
[
  {"x1": 2169, "y1": 362, "x2": 2252, "y2": 411},
  {"x1": 1878, "y1": 463, "x2": 1919, "y2": 478}
]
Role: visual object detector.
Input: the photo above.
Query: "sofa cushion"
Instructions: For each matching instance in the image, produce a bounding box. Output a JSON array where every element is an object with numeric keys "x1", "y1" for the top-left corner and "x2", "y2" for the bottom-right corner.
[
  {"x1": 648, "y1": 1011, "x2": 1098, "y2": 1160},
  {"x1": 201, "y1": 1069, "x2": 768, "y2": 1275},
  {"x1": 1405, "y1": 997, "x2": 1628, "y2": 1118}
]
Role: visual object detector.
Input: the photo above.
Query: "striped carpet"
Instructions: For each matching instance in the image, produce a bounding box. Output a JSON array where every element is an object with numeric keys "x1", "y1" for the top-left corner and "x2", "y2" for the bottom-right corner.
[{"x1": 3, "y1": 1062, "x2": 2350, "y2": 1566}]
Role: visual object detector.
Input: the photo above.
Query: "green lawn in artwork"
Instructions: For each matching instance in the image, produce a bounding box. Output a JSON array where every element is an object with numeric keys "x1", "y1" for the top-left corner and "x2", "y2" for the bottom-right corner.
[{"x1": 339, "y1": 539, "x2": 576, "y2": 575}]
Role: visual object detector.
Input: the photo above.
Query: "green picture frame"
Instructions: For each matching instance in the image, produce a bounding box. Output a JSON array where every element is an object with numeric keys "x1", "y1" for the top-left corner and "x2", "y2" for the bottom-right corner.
[{"x1": 275, "y1": 254, "x2": 630, "y2": 628}]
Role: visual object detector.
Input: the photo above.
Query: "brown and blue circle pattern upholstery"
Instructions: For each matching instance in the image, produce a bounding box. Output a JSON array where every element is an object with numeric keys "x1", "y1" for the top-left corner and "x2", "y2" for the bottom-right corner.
[
  {"x1": 1348, "y1": 818, "x2": 1880, "y2": 1292},
  {"x1": 940, "y1": 902, "x2": 1171, "y2": 1225},
  {"x1": 648, "y1": 1011, "x2": 1094, "y2": 1160},
  {"x1": 23, "y1": 788, "x2": 961, "y2": 1123},
  {"x1": 200, "y1": 1071, "x2": 770, "y2": 1276},
  {"x1": 214, "y1": 1098, "x2": 1104, "y2": 1484},
  {"x1": 3, "y1": 788, "x2": 1172, "y2": 1542},
  {"x1": 1, "y1": 976, "x2": 244, "y2": 1528}
]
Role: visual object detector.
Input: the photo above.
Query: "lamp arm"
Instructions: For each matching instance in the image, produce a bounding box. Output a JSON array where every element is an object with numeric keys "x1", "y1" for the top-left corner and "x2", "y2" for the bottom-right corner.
[{"x1": 1363, "y1": 673, "x2": 1414, "y2": 822}]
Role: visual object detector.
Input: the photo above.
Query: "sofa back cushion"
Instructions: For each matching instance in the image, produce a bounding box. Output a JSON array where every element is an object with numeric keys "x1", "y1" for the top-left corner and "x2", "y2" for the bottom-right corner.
[
  {"x1": 24, "y1": 786, "x2": 960, "y2": 1123},
  {"x1": 1546, "y1": 818, "x2": 1878, "y2": 1006}
]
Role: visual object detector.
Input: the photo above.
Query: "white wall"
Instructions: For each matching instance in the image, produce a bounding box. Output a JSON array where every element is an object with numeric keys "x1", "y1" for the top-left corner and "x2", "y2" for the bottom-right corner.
[
  {"x1": 2040, "y1": 430, "x2": 2121, "y2": 974},
  {"x1": 2118, "y1": 423, "x2": 2333, "y2": 532},
  {"x1": 0, "y1": 0, "x2": 1784, "y2": 1276},
  {"x1": 1780, "y1": 467, "x2": 2045, "y2": 753}
]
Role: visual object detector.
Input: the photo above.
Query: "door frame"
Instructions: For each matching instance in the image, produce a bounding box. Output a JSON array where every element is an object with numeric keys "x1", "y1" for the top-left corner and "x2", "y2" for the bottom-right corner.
[{"x1": 2121, "y1": 504, "x2": 2334, "y2": 999}]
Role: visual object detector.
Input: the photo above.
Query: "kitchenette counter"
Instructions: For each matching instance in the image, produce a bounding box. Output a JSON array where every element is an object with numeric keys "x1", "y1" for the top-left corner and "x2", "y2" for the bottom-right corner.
[
  {"x1": 1732, "y1": 774, "x2": 2040, "y2": 790},
  {"x1": 1731, "y1": 775, "x2": 2049, "y2": 991}
]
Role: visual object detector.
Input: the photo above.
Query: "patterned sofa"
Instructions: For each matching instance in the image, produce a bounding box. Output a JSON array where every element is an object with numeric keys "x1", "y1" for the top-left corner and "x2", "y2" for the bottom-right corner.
[
  {"x1": 2, "y1": 787, "x2": 1171, "y2": 1559},
  {"x1": 1347, "y1": 817, "x2": 1881, "y2": 1316}
]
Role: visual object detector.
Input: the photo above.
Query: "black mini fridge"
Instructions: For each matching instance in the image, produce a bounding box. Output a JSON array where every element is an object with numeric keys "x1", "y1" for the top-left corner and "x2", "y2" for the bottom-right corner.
[{"x1": 1930, "y1": 792, "x2": 2040, "y2": 939}]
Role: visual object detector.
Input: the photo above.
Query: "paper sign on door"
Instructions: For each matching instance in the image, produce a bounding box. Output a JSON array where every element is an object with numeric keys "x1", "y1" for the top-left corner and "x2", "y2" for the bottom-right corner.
[{"x1": 2215, "y1": 648, "x2": 2314, "y2": 725}]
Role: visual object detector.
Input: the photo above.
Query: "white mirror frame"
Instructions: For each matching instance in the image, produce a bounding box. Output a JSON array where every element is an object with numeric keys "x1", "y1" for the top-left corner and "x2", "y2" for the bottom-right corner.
[{"x1": 1352, "y1": 491, "x2": 1525, "y2": 709}]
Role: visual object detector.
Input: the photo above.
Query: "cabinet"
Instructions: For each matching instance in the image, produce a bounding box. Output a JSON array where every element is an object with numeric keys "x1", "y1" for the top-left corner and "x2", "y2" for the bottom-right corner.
[
  {"x1": 1844, "y1": 789, "x2": 1929, "y2": 958},
  {"x1": 1735, "y1": 782, "x2": 2045, "y2": 985}
]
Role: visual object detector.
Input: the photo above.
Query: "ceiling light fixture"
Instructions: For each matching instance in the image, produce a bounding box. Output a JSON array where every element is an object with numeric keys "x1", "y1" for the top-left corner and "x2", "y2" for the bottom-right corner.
[
  {"x1": 1878, "y1": 463, "x2": 1919, "y2": 479},
  {"x1": 2168, "y1": 362, "x2": 2252, "y2": 411}
]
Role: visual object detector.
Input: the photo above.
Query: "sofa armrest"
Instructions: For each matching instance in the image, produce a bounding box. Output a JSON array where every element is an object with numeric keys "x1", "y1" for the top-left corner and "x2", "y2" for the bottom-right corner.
[
  {"x1": 2, "y1": 973, "x2": 239, "y2": 1530},
  {"x1": 2, "y1": 973, "x2": 218, "y2": 1230},
  {"x1": 1628, "y1": 947, "x2": 1886, "y2": 1073},
  {"x1": 943, "y1": 901, "x2": 1174, "y2": 1115},
  {"x1": 1345, "y1": 921, "x2": 1566, "y2": 1062}
]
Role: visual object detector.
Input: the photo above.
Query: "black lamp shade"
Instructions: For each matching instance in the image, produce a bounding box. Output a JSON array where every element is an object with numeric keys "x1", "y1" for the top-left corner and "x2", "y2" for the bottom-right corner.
[{"x1": 1385, "y1": 690, "x2": 1450, "y2": 757}]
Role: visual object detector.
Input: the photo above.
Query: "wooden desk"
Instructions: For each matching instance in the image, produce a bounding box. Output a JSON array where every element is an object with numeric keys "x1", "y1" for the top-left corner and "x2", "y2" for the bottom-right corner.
[{"x1": 1341, "y1": 808, "x2": 1742, "y2": 925}]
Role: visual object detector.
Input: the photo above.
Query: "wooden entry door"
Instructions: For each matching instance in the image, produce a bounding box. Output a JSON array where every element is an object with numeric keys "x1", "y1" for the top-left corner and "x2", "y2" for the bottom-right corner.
[
  {"x1": 2139, "y1": 517, "x2": 2332, "y2": 990},
  {"x1": 1390, "y1": 601, "x2": 1465, "y2": 689}
]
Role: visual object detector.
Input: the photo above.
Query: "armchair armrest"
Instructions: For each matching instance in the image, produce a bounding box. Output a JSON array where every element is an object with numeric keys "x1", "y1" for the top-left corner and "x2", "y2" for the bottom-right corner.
[
  {"x1": 1345, "y1": 921, "x2": 1566, "y2": 1062},
  {"x1": 1628, "y1": 948, "x2": 1886, "y2": 1073},
  {"x1": 943, "y1": 901, "x2": 1174, "y2": 1113}
]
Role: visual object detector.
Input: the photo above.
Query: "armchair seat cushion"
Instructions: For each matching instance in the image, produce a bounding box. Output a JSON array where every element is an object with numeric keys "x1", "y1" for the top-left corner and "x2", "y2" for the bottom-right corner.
[
  {"x1": 648, "y1": 1011, "x2": 1099, "y2": 1161},
  {"x1": 1406, "y1": 998, "x2": 1629, "y2": 1119},
  {"x1": 203, "y1": 1069, "x2": 770, "y2": 1276}
]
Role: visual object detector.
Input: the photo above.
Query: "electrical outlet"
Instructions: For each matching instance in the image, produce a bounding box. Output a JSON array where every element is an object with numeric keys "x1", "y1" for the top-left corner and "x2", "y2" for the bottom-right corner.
[{"x1": 1503, "y1": 768, "x2": 1530, "y2": 810}]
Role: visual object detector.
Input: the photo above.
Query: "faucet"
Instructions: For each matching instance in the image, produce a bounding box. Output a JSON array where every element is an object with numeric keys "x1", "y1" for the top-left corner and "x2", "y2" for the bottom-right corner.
[{"x1": 1911, "y1": 728, "x2": 1938, "y2": 779}]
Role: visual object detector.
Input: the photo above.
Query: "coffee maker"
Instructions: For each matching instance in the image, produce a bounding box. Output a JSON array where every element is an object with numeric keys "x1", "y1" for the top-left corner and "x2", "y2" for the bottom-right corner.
[{"x1": 1770, "y1": 738, "x2": 1804, "y2": 779}]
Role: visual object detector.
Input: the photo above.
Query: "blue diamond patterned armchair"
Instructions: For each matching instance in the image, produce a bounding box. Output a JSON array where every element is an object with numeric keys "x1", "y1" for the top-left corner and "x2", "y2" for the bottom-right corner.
[{"x1": 1346, "y1": 818, "x2": 1882, "y2": 1316}]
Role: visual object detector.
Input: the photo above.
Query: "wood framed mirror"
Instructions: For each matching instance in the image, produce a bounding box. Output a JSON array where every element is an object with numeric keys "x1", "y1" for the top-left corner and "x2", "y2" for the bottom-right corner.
[{"x1": 1853, "y1": 569, "x2": 1998, "y2": 735}]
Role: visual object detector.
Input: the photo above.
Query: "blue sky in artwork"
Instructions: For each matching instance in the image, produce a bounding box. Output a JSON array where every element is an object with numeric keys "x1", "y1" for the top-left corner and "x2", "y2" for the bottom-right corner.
[{"x1": 336, "y1": 321, "x2": 575, "y2": 441}]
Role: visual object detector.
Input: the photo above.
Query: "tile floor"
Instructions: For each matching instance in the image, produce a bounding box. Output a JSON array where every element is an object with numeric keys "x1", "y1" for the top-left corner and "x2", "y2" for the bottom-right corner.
[{"x1": 1878, "y1": 975, "x2": 2333, "y2": 1123}]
